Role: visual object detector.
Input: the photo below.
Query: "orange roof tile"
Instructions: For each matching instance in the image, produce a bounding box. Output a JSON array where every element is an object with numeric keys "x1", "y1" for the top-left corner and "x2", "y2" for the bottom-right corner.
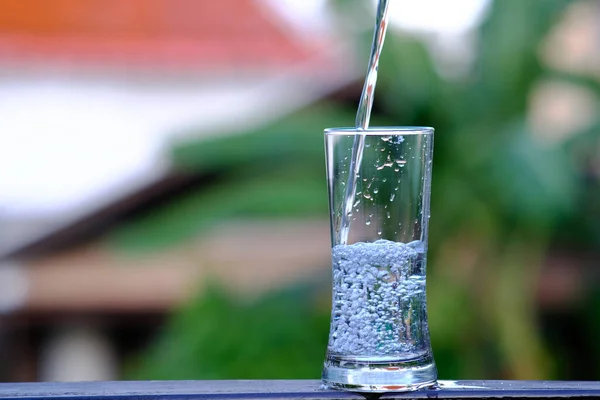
[{"x1": 0, "y1": 0, "x2": 322, "y2": 71}]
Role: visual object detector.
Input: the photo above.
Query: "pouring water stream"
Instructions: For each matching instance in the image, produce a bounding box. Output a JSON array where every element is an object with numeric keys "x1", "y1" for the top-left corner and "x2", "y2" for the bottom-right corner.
[{"x1": 338, "y1": 0, "x2": 391, "y2": 245}]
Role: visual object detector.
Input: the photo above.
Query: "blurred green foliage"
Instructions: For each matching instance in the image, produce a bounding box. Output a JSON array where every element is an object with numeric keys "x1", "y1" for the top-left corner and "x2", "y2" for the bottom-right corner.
[
  {"x1": 129, "y1": 284, "x2": 330, "y2": 379},
  {"x1": 124, "y1": 0, "x2": 600, "y2": 381},
  {"x1": 110, "y1": 104, "x2": 356, "y2": 250}
]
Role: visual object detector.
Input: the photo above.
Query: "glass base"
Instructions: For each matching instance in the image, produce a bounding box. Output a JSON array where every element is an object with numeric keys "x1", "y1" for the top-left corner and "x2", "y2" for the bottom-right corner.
[{"x1": 322, "y1": 353, "x2": 437, "y2": 393}]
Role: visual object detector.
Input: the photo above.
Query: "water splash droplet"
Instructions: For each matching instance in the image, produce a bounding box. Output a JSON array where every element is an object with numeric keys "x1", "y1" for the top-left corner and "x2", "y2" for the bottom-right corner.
[
  {"x1": 386, "y1": 212, "x2": 391, "y2": 219},
  {"x1": 390, "y1": 193, "x2": 395, "y2": 201},
  {"x1": 366, "y1": 220, "x2": 371, "y2": 226},
  {"x1": 377, "y1": 229, "x2": 382, "y2": 235},
  {"x1": 373, "y1": 187, "x2": 379, "y2": 194},
  {"x1": 382, "y1": 177, "x2": 387, "y2": 183},
  {"x1": 377, "y1": 159, "x2": 395, "y2": 170}
]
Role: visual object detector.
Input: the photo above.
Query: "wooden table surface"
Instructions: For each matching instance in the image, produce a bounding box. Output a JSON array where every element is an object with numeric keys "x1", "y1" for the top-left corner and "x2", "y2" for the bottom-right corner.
[{"x1": 0, "y1": 380, "x2": 599, "y2": 399}]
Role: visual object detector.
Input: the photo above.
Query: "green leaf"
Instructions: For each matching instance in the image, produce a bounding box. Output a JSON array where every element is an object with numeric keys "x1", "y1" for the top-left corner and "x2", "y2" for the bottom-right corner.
[
  {"x1": 170, "y1": 104, "x2": 357, "y2": 172},
  {"x1": 480, "y1": 122, "x2": 579, "y2": 226},
  {"x1": 473, "y1": 0, "x2": 571, "y2": 119},
  {"x1": 376, "y1": 34, "x2": 442, "y2": 125},
  {"x1": 126, "y1": 283, "x2": 330, "y2": 380},
  {"x1": 108, "y1": 166, "x2": 328, "y2": 252}
]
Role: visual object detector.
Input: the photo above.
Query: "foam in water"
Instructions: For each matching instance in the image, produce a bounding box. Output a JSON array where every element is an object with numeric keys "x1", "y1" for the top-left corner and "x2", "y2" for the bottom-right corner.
[{"x1": 328, "y1": 239, "x2": 427, "y2": 359}]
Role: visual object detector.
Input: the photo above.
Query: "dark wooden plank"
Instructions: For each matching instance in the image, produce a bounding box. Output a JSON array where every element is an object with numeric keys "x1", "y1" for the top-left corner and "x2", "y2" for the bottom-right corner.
[{"x1": 0, "y1": 380, "x2": 599, "y2": 400}]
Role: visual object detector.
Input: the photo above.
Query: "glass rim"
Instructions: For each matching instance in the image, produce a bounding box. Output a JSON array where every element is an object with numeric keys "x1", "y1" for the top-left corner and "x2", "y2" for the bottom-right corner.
[{"x1": 324, "y1": 126, "x2": 434, "y2": 136}]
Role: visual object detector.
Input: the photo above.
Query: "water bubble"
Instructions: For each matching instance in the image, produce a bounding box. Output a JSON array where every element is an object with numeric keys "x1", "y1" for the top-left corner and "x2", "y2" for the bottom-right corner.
[
  {"x1": 394, "y1": 168, "x2": 400, "y2": 172},
  {"x1": 373, "y1": 188, "x2": 379, "y2": 194},
  {"x1": 363, "y1": 193, "x2": 372, "y2": 200},
  {"x1": 390, "y1": 193, "x2": 395, "y2": 201},
  {"x1": 382, "y1": 178, "x2": 387, "y2": 183},
  {"x1": 376, "y1": 159, "x2": 396, "y2": 170},
  {"x1": 387, "y1": 212, "x2": 391, "y2": 219},
  {"x1": 366, "y1": 220, "x2": 371, "y2": 226},
  {"x1": 353, "y1": 199, "x2": 361, "y2": 207},
  {"x1": 329, "y1": 241, "x2": 425, "y2": 355},
  {"x1": 395, "y1": 159, "x2": 407, "y2": 167},
  {"x1": 377, "y1": 229, "x2": 382, "y2": 235}
]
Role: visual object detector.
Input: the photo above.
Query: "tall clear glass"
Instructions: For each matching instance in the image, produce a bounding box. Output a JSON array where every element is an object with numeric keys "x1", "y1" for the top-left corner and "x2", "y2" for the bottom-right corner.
[{"x1": 322, "y1": 127, "x2": 437, "y2": 392}]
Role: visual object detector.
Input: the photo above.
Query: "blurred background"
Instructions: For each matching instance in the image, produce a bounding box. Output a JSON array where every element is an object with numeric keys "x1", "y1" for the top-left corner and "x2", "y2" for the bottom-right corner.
[{"x1": 0, "y1": 0, "x2": 599, "y2": 383}]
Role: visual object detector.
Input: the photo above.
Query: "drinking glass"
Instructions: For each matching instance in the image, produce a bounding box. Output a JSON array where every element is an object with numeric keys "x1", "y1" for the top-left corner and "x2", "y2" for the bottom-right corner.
[{"x1": 322, "y1": 127, "x2": 437, "y2": 392}]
